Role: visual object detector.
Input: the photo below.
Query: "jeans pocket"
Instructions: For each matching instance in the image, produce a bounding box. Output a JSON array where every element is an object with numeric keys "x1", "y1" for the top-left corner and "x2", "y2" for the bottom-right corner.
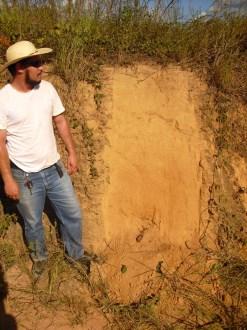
[
  {"x1": 11, "y1": 168, "x2": 25, "y2": 182},
  {"x1": 56, "y1": 159, "x2": 70, "y2": 178}
]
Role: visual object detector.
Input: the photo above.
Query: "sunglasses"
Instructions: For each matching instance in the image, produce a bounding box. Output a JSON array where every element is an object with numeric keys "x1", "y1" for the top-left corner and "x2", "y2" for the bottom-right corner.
[{"x1": 20, "y1": 58, "x2": 43, "y2": 68}]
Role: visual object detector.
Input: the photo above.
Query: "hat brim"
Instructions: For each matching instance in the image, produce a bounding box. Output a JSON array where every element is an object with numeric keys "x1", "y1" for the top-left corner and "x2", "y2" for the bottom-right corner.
[{"x1": 1, "y1": 47, "x2": 53, "y2": 71}]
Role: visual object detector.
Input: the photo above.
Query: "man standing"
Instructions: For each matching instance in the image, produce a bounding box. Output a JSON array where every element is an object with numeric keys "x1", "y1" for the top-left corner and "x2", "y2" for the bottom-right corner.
[{"x1": 0, "y1": 40, "x2": 90, "y2": 278}]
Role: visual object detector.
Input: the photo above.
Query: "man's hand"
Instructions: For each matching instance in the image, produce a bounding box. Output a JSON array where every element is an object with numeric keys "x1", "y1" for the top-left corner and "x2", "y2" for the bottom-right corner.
[
  {"x1": 67, "y1": 153, "x2": 78, "y2": 175},
  {"x1": 0, "y1": 130, "x2": 19, "y2": 200},
  {"x1": 4, "y1": 177, "x2": 20, "y2": 200},
  {"x1": 53, "y1": 114, "x2": 78, "y2": 175}
]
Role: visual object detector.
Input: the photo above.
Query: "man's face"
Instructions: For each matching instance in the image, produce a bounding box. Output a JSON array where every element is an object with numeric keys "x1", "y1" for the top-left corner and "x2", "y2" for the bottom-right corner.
[{"x1": 20, "y1": 56, "x2": 43, "y2": 87}]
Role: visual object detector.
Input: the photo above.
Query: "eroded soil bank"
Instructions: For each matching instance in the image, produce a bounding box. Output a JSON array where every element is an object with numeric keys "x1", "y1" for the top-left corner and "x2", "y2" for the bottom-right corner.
[
  {"x1": 79, "y1": 64, "x2": 211, "y2": 302},
  {"x1": 101, "y1": 65, "x2": 205, "y2": 246},
  {"x1": 2, "y1": 64, "x2": 216, "y2": 328}
]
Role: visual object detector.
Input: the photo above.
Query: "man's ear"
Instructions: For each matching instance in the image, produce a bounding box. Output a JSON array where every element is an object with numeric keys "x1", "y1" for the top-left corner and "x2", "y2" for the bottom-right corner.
[{"x1": 15, "y1": 62, "x2": 25, "y2": 74}]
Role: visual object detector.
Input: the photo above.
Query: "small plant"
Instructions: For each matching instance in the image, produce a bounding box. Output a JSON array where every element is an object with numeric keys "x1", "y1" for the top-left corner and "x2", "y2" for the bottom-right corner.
[
  {"x1": 81, "y1": 121, "x2": 98, "y2": 179},
  {"x1": 0, "y1": 214, "x2": 16, "y2": 238},
  {"x1": 0, "y1": 242, "x2": 16, "y2": 270}
]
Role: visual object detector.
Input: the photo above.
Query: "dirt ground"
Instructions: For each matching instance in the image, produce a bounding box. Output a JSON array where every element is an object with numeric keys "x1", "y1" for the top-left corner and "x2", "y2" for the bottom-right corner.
[{"x1": 2, "y1": 64, "x2": 213, "y2": 329}]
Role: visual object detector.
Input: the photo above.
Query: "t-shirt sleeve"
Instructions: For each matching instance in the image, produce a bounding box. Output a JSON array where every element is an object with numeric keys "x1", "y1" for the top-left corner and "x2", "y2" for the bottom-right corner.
[
  {"x1": 50, "y1": 84, "x2": 65, "y2": 116},
  {"x1": 0, "y1": 103, "x2": 7, "y2": 129}
]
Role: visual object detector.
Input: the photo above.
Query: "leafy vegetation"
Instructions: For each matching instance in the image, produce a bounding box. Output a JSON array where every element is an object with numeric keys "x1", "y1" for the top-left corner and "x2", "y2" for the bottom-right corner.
[{"x1": 0, "y1": 1, "x2": 246, "y2": 98}]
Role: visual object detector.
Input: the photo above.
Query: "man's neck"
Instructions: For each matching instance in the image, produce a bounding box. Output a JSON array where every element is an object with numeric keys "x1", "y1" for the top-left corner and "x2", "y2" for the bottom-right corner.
[{"x1": 11, "y1": 76, "x2": 39, "y2": 93}]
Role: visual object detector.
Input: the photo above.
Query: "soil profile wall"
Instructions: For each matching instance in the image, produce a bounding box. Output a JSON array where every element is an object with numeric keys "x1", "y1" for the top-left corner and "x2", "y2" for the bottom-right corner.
[{"x1": 90, "y1": 65, "x2": 207, "y2": 251}]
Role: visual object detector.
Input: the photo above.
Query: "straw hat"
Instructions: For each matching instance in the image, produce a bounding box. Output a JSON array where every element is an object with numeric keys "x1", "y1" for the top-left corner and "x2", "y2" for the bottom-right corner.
[{"x1": 1, "y1": 40, "x2": 52, "y2": 71}]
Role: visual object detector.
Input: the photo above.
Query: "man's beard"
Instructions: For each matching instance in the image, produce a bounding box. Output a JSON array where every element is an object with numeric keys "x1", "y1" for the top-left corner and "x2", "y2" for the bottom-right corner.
[{"x1": 25, "y1": 71, "x2": 41, "y2": 88}]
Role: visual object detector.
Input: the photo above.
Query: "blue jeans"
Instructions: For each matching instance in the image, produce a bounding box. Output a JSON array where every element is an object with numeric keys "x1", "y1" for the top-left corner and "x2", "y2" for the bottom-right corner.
[{"x1": 11, "y1": 160, "x2": 84, "y2": 262}]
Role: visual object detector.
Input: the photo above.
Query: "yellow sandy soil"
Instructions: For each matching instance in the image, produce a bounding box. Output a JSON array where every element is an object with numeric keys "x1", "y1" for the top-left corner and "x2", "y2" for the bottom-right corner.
[{"x1": 82, "y1": 64, "x2": 210, "y2": 302}]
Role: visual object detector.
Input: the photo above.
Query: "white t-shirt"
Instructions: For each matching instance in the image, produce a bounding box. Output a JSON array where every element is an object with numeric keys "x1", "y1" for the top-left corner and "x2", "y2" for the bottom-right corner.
[{"x1": 0, "y1": 80, "x2": 65, "y2": 172}]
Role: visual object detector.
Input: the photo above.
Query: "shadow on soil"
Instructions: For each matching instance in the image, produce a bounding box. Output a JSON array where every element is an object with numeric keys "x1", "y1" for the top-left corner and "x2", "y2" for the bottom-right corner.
[{"x1": 0, "y1": 263, "x2": 18, "y2": 330}]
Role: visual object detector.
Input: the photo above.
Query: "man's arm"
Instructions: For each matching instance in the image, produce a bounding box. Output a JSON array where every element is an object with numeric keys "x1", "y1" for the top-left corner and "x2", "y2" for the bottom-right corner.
[
  {"x1": 53, "y1": 114, "x2": 78, "y2": 175},
  {"x1": 0, "y1": 130, "x2": 19, "y2": 200}
]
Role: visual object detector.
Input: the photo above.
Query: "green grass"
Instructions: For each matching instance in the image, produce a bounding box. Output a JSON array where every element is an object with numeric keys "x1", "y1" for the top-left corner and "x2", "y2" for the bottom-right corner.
[{"x1": 0, "y1": 2, "x2": 246, "y2": 99}]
